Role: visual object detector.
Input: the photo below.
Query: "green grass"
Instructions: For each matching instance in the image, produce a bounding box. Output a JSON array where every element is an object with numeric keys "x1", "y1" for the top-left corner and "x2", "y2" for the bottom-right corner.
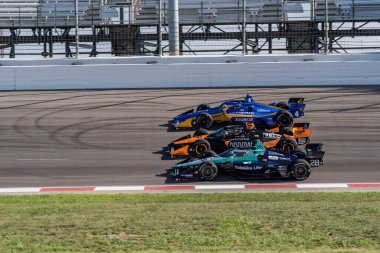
[{"x1": 0, "y1": 193, "x2": 379, "y2": 253}]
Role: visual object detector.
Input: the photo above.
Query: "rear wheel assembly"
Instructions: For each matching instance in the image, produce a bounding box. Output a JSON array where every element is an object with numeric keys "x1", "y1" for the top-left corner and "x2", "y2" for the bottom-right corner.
[
  {"x1": 275, "y1": 111, "x2": 293, "y2": 128},
  {"x1": 290, "y1": 159, "x2": 311, "y2": 181},
  {"x1": 277, "y1": 138, "x2": 298, "y2": 153},
  {"x1": 190, "y1": 139, "x2": 211, "y2": 157}
]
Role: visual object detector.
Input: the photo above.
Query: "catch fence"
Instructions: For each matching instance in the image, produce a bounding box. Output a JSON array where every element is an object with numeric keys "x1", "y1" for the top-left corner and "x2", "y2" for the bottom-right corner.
[{"x1": 0, "y1": 0, "x2": 379, "y2": 58}]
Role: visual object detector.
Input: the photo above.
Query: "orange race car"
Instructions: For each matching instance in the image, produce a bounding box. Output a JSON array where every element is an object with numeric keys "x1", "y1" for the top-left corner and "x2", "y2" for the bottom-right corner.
[{"x1": 168, "y1": 122, "x2": 311, "y2": 158}]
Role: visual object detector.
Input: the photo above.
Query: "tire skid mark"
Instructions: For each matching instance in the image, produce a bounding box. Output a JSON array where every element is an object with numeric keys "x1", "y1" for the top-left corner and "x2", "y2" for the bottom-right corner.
[
  {"x1": 50, "y1": 117, "x2": 165, "y2": 148},
  {"x1": 71, "y1": 121, "x2": 150, "y2": 150},
  {"x1": 0, "y1": 89, "x2": 175, "y2": 110},
  {"x1": 33, "y1": 101, "x2": 127, "y2": 134},
  {"x1": 13, "y1": 101, "x2": 113, "y2": 142},
  {"x1": 333, "y1": 102, "x2": 380, "y2": 113}
]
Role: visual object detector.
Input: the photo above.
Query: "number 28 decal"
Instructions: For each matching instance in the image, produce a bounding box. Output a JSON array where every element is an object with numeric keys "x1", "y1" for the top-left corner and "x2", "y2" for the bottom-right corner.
[{"x1": 310, "y1": 159, "x2": 320, "y2": 166}]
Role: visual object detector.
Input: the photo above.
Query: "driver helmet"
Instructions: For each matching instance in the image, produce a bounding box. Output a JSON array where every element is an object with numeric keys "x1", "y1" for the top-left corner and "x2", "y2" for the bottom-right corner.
[{"x1": 245, "y1": 122, "x2": 255, "y2": 130}]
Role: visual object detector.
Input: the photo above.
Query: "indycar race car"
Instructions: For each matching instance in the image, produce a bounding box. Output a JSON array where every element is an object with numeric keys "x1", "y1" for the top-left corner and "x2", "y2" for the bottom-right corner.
[
  {"x1": 171, "y1": 140, "x2": 325, "y2": 181},
  {"x1": 171, "y1": 94, "x2": 305, "y2": 130},
  {"x1": 168, "y1": 122, "x2": 311, "y2": 158}
]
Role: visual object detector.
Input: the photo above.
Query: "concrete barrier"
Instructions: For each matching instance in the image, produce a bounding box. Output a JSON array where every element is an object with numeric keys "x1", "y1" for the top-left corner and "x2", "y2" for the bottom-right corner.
[{"x1": 1, "y1": 54, "x2": 380, "y2": 90}]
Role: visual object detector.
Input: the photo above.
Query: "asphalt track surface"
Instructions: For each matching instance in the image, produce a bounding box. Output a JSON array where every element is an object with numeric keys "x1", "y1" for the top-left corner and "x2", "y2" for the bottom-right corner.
[{"x1": 0, "y1": 86, "x2": 379, "y2": 188}]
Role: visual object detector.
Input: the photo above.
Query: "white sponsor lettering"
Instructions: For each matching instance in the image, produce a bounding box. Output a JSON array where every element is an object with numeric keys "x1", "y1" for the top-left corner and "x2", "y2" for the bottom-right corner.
[
  {"x1": 268, "y1": 156, "x2": 279, "y2": 160},
  {"x1": 235, "y1": 165, "x2": 262, "y2": 171},
  {"x1": 263, "y1": 133, "x2": 282, "y2": 139},
  {"x1": 230, "y1": 142, "x2": 253, "y2": 148}
]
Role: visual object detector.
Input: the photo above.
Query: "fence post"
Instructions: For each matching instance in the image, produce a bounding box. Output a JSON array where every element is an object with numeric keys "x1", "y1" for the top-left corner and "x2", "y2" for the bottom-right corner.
[
  {"x1": 75, "y1": 0, "x2": 79, "y2": 58},
  {"x1": 0, "y1": 29, "x2": 3, "y2": 58},
  {"x1": 242, "y1": 0, "x2": 246, "y2": 55},
  {"x1": 324, "y1": 0, "x2": 329, "y2": 54},
  {"x1": 168, "y1": 0, "x2": 180, "y2": 55},
  {"x1": 158, "y1": 0, "x2": 162, "y2": 57}
]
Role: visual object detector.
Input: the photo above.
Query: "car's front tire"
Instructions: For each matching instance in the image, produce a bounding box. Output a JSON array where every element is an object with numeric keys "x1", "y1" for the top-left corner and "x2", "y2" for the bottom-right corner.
[
  {"x1": 290, "y1": 159, "x2": 311, "y2": 181},
  {"x1": 198, "y1": 161, "x2": 218, "y2": 181},
  {"x1": 194, "y1": 113, "x2": 213, "y2": 129}
]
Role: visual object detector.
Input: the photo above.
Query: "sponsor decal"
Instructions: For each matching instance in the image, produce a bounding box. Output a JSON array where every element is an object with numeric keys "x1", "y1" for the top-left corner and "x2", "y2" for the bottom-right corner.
[
  {"x1": 263, "y1": 133, "x2": 282, "y2": 139},
  {"x1": 257, "y1": 109, "x2": 270, "y2": 113},
  {"x1": 234, "y1": 118, "x2": 255, "y2": 122},
  {"x1": 230, "y1": 141, "x2": 253, "y2": 148},
  {"x1": 268, "y1": 156, "x2": 279, "y2": 160},
  {"x1": 235, "y1": 165, "x2": 262, "y2": 171}
]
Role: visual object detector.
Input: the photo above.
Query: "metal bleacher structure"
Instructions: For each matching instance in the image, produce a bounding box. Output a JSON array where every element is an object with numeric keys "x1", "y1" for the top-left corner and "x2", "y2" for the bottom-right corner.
[{"x1": 0, "y1": 0, "x2": 380, "y2": 57}]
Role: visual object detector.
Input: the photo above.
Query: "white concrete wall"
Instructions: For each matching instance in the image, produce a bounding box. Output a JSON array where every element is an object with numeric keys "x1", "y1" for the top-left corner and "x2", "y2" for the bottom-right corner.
[{"x1": 1, "y1": 54, "x2": 380, "y2": 90}]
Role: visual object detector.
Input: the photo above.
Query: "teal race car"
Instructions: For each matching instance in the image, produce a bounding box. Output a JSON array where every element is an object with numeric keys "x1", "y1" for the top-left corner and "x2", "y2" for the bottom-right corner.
[{"x1": 171, "y1": 140, "x2": 325, "y2": 181}]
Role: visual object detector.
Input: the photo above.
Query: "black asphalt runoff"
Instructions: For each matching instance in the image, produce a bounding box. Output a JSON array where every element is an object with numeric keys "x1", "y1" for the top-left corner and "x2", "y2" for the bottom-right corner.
[{"x1": 0, "y1": 86, "x2": 379, "y2": 187}]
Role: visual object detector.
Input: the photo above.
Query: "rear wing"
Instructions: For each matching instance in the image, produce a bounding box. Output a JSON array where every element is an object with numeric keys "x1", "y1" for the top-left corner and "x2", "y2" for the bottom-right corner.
[
  {"x1": 288, "y1": 98, "x2": 305, "y2": 118},
  {"x1": 305, "y1": 143, "x2": 325, "y2": 167}
]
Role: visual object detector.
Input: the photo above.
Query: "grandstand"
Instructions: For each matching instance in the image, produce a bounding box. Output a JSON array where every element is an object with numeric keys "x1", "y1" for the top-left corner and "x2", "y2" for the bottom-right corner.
[
  {"x1": 0, "y1": 0, "x2": 103, "y2": 27},
  {"x1": 0, "y1": 0, "x2": 380, "y2": 57}
]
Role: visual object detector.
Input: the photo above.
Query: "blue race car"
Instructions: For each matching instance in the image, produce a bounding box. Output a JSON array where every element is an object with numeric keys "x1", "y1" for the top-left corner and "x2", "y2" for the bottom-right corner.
[
  {"x1": 171, "y1": 140, "x2": 324, "y2": 181},
  {"x1": 171, "y1": 94, "x2": 305, "y2": 130}
]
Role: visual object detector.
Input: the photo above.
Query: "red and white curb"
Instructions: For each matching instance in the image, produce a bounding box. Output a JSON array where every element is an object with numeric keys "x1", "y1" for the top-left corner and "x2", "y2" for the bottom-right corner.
[{"x1": 0, "y1": 183, "x2": 380, "y2": 193}]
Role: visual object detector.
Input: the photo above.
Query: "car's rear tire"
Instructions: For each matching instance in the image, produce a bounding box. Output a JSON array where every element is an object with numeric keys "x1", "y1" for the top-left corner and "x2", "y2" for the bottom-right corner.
[
  {"x1": 198, "y1": 161, "x2": 218, "y2": 181},
  {"x1": 190, "y1": 139, "x2": 211, "y2": 157},
  {"x1": 275, "y1": 111, "x2": 293, "y2": 128},
  {"x1": 193, "y1": 128, "x2": 209, "y2": 137},
  {"x1": 199, "y1": 150, "x2": 217, "y2": 159},
  {"x1": 276, "y1": 102, "x2": 289, "y2": 110},
  {"x1": 196, "y1": 104, "x2": 210, "y2": 111},
  {"x1": 194, "y1": 113, "x2": 213, "y2": 129},
  {"x1": 290, "y1": 159, "x2": 311, "y2": 181},
  {"x1": 276, "y1": 138, "x2": 298, "y2": 153}
]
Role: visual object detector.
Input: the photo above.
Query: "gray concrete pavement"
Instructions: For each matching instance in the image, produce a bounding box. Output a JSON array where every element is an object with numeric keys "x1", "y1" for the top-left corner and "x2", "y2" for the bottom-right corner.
[{"x1": 0, "y1": 86, "x2": 379, "y2": 187}]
